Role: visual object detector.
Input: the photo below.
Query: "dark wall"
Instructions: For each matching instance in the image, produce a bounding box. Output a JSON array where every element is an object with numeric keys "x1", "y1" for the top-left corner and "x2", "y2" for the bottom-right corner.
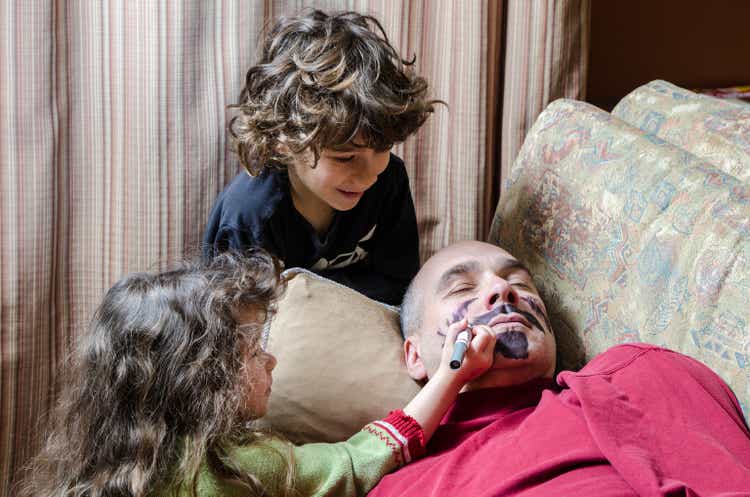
[{"x1": 587, "y1": 0, "x2": 750, "y2": 110}]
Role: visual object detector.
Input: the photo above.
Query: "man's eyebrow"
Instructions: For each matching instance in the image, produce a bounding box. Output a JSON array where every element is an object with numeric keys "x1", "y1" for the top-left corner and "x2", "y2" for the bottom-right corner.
[
  {"x1": 435, "y1": 261, "x2": 480, "y2": 294},
  {"x1": 497, "y1": 258, "x2": 531, "y2": 276}
]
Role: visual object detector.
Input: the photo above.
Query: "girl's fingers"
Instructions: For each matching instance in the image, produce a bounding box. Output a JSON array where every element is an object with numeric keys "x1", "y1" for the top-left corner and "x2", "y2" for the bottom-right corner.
[
  {"x1": 464, "y1": 325, "x2": 496, "y2": 372},
  {"x1": 470, "y1": 324, "x2": 495, "y2": 352},
  {"x1": 440, "y1": 318, "x2": 469, "y2": 363},
  {"x1": 443, "y1": 317, "x2": 469, "y2": 345}
]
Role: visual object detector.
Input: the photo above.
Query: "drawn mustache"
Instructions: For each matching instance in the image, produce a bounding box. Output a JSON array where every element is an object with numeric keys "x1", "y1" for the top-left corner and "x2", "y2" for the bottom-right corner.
[{"x1": 469, "y1": 303, "x2": 547, "y2": 333}]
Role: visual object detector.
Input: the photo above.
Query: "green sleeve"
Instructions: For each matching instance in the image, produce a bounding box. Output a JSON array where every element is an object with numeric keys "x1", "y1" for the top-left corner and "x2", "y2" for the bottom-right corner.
[
  {"x1": 230, "y1": 428, "x2": 401, "y2": 496},
  {"x1": 179, "y1": 412, "x2": 423, "y2": 497},
  {"x1": 216, "y1": 412, "x2": 424, "y2": 497}
]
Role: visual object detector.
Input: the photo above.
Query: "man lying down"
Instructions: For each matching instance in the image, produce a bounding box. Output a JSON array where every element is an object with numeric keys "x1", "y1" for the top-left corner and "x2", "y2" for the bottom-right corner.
[{"x1": 368, "y1": 240, "x2": 750, "y2": 497}]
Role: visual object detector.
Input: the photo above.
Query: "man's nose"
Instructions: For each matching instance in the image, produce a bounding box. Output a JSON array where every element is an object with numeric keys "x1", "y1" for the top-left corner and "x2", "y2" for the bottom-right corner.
[{"x1": 482, "y1": 277, "x2": 518, "y2": 310}]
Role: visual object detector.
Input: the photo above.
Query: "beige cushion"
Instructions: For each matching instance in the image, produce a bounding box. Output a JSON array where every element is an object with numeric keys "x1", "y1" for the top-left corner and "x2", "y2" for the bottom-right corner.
[{"x1": 258, "y1": 269, "x2": 421, "y2": 443}]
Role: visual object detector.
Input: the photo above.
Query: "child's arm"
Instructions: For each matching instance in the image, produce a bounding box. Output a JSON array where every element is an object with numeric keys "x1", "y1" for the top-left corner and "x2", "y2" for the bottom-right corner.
[{"x1": 227, "y1": 322, "x2": 495, "y2": 497}]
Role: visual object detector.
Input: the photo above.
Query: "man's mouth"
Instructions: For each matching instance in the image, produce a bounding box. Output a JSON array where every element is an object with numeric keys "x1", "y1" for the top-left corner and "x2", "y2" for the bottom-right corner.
[
  {"x1": 470, "y1": 303, "x2": 546, "y2": 334},
  {"x1": 468, "y1": 303, "x2": 545, "y2": 360},
  {"x1": 486, "y1": 314, "x2": 532, "y2": 330}
]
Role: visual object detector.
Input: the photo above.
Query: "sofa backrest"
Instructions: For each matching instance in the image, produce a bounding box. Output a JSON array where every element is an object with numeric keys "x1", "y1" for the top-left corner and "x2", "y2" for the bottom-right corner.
[
  {"x1": 489, "y1": 94, "x2": 750, "y2": 415},
  {"x1": 613, "y1": 79, "x2": 750, "y2": 182}
]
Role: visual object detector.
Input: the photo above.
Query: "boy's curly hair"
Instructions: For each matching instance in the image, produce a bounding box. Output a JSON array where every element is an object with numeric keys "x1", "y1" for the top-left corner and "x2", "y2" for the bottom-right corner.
[{"x1": 230, "y1": 9, "x2": 439, "y2": 174}]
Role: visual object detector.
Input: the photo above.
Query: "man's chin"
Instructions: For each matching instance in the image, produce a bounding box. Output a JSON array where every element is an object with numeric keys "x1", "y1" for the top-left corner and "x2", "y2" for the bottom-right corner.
[{"x1": 494, "y1": 330, "x2": 529, "y2": 359}]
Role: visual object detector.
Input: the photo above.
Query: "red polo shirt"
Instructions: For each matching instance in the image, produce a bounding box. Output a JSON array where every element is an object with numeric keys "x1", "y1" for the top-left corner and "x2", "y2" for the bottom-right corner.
[{"x1": 369, "y1": 344, "x2": 750, "y2": 496}]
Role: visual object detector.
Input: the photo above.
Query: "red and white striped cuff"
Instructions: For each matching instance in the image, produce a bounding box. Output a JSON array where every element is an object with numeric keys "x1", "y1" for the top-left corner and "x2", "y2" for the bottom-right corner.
[{"x1": 371, "y1": 409, "x2": 426, "y2": 463}]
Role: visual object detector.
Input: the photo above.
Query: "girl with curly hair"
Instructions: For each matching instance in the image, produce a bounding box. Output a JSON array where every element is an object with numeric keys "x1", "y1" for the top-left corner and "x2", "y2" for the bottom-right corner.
[
  {"x1": 203, "y1": 9, "x2": 442, "y2": 305},
  {"x1": 19, "y1": 249, "x2": 494, "y2": 497}
]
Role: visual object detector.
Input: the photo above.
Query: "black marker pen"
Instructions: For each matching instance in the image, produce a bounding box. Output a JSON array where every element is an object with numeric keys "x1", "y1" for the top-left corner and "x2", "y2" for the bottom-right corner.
[{"x1": 449, "y1": 328, "x2": 472, "y2": 369}]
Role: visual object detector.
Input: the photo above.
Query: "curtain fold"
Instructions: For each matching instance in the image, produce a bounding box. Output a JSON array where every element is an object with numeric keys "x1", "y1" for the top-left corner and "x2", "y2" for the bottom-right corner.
[
  {"x1": 498, "y1": 0, "x2": 590, "y2": 194},
  {"x1": 0, "y1": 2, "x2": 589, "y2": 494}
]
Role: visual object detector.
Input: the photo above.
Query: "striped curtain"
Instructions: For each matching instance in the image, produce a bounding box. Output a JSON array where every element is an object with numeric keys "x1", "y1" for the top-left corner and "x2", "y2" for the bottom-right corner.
[{"x1": 0, "y1": 1, "x2": 588, "y2": 493}]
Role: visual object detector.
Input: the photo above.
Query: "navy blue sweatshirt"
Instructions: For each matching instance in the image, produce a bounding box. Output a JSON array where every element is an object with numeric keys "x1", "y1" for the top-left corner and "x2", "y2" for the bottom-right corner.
[{"x1": 203, "y1": 154, "x2": 419, "y2": 305}]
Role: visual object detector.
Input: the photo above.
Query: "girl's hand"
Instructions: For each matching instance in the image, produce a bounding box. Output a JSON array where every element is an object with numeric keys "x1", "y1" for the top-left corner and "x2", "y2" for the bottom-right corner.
[
  {"x1": 436, "y1": 319, "x2": 496, "y2": 386},
  {"x1": 402, "y1": 319, "x2": 496, "y2": 442}
]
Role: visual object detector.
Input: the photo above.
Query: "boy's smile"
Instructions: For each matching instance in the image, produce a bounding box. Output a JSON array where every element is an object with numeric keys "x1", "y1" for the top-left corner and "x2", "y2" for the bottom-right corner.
[{"x1": 336, "y1": 188, "x2": 366, "y2": 201}]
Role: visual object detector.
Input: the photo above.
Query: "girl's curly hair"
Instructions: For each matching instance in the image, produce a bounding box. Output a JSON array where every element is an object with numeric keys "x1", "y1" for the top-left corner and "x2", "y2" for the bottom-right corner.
[
  {"x1": 230, "y1": 9, "x2": 439, "y2": 174},
  {"x1": 18, "y1": 250, "x2": 292, "y2": 497}
]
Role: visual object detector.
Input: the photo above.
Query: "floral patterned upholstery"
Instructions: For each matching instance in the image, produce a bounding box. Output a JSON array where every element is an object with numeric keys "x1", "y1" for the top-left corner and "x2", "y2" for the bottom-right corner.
[
  {"x1": 489, "y1": 87, "x2": 750, "y2": 416},
  {"x1": 613, "y1": 79, "x2": 750, "y2": 181}
]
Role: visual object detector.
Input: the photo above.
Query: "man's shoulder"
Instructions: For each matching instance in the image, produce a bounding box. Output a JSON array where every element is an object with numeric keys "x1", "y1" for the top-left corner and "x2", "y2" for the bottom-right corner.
[
  {"x1": 562, "y1": 343, "x2": 677, "y2": 377},
  {"x1": 559, "y1": 343, "x2": 722, "y2": 384}
]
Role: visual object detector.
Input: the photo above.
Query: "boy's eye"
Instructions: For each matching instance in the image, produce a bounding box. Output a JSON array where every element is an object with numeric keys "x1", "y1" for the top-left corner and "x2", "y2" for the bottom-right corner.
[{"x1": 331, "y1": 155, "x2": 355, "y2": 163}]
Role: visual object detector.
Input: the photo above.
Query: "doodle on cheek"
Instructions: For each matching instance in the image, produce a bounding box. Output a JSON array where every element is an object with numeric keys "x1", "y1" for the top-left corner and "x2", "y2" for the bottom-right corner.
[
  {"x1": 447, "y1": 298, "x2": 477, "y2": 327},
  {"x1": 437, "y1": 298, "x2": 477, "y2": 339},
  {"x1": 520, "y1": 296, "x2": 552, "y2": 333}
]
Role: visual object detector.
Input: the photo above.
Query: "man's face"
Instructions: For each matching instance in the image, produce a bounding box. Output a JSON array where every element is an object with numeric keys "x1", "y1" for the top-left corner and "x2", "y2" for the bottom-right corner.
[{"x1": 405, "y1": 241, "x2": 556, "y2": 390}]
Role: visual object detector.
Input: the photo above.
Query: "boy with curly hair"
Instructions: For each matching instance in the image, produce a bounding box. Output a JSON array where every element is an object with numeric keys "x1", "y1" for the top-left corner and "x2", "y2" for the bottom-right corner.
[{"x1": 203, "y1": 9, "x2": 439, "y2": 305}]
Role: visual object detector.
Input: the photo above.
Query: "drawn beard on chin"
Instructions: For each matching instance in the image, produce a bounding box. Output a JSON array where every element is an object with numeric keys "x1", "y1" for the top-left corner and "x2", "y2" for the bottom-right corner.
[{"x1": 494, "y1": 329, "x2": 529, "y2": 359}]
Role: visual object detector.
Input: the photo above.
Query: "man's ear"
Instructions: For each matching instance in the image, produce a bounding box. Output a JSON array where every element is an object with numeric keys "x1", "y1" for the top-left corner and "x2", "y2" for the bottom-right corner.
[{"x1": 404, "y1": 335, "x2": 428, "y2": 381}]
